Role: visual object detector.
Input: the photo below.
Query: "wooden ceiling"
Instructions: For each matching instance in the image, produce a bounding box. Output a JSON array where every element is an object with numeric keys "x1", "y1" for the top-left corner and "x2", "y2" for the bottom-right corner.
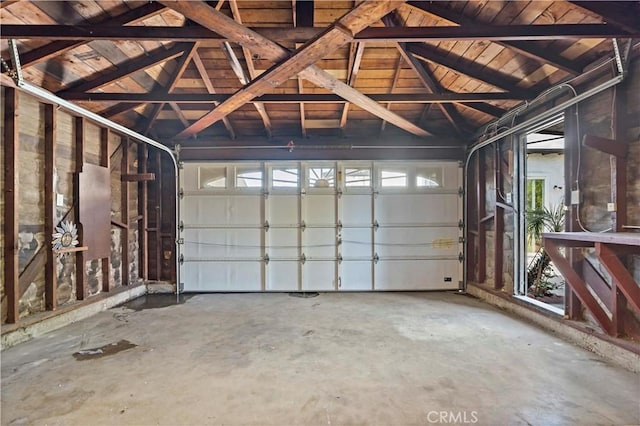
[{"x1": 1, "y1": 1, "x2": 638, "y2": 146}]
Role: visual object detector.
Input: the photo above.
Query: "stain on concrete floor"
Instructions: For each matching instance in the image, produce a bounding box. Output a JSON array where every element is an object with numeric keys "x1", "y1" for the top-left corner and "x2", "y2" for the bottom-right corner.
[
  {"x1": 120, "y1": 294, "x2": 193, "y2": 311},
  {"x1": 73, "y1": 339, "x2": 137, "y2": 361}
]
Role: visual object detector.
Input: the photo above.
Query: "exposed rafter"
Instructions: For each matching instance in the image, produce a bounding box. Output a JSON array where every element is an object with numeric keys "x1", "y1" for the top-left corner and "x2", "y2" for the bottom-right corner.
[
  {"x1": 339, "y1": 42, "x2": 365, "y2": 132},
  {"x1": 99, "y1": 102, "x2": 144, "y2": 119},
  {"x1": 407, "y1": 1, "x2": 586, "y2": 75},
  {"x1": 13, "y1": 3, "x2": 166, "y2": 68},
  {"x1": 293, "y1": 0, "x2": 314, "y2": 138},
  {"x1": 192, "y1": 51, "x2": 236, "y2": 139},
  {"x1": 380, "y1": 54, "x2": 405, "y2": 134},
  {"x1": 159, "y1": 0, "x2": 430, "y2": 139},
  {"x1": 57, "y1": 43, "x2": 189, "y2": 95},
  {"x1": 568, "y1": 1, "x2": 640, "y2": 34}
]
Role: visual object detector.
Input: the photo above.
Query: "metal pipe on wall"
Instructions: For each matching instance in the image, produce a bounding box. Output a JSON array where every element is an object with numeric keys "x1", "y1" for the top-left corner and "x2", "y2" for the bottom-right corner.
[
  {"x1": 461, "y1": 44, "x2": 628, "y2": 293},
  {"x1": 10, "y1": 78, "x2": 182, "y2": 296}
]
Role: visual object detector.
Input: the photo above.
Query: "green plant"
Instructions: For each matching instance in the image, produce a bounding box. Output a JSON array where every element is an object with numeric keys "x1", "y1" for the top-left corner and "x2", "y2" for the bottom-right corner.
[{"x1": 526, "y1": 203, "x2": 565, "y2": 298}]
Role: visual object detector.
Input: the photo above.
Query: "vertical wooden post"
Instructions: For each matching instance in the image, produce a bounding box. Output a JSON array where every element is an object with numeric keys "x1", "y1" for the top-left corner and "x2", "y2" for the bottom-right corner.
[
  {"x1": 44, "y1": 104, "x2": 57, "y2": 310},
  {"x1": 155, "y1": 151, "x2": 162, "y2": 280},
  {"x1": 100, "y1": 127, "x2": 110, "y2": 292},
  {"x1": 121, "y1": 138, "x2": 130, "y2": 285},
  {"x1": 493, "y1": 144, "x2": 504, "y2": 290},
  {"x1": 138, "y1": 144, "x2": 149, "y2": 280},
  {"x1": 476, "y1": 149, "x2": 486, "y2": 283},
  {"x1": 3, "y1": 87, "x2": 19, "y2": 323},
  {"x1": 563, "y1": 106, "x2": 582, "y2": 319},
  {"x1": 613, "y1": 79, "x2": 627, "y2": 231},
  {"x1": 74, "y1": 117, "x2": 86, "y2": 300}
]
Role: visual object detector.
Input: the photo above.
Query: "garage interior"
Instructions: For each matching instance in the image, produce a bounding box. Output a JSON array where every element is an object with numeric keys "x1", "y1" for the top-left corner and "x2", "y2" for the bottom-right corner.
[{"x1": 1, "y1": 0, "x2": 639, "y2": 424}]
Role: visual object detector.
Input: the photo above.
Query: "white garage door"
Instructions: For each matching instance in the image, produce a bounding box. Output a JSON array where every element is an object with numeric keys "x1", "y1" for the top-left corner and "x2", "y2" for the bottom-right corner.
[{"x1": 180, "y1": 161, "x2": 462, "y2": 292}]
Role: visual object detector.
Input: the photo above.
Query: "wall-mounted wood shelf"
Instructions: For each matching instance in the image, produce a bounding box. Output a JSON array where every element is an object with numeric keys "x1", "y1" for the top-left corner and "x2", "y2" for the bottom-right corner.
[
  {"x1": 54, "y1": 246, "x2": 88, "y2": 255},
  {"x1": 122, "y1": 173, "x2": 155, "y2": 182}
]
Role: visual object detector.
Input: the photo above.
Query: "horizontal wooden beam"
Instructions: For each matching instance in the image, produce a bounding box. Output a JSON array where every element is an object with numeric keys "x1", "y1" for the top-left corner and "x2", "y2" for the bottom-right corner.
[
  {"x1": 2, "y1": 24, "x2": 634, "y2": 42},
  {"x1": 64, "y1": 92, "x2": 524, "y2": 104},
  {"x1": 595, "y1": 243, "x2": 640, "y2": 314},
  {"x1": 582, "y1": 134, "x2": 628, "y2": 158},
  {"x1": 568, "y1": 1, "x2": 640, "y2": 34}
]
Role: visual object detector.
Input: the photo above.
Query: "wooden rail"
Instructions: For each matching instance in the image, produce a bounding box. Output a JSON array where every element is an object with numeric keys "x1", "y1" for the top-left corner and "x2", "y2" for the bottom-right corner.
[{"x1": 543, "y1": 232, "x2": 640, "y2": 337}]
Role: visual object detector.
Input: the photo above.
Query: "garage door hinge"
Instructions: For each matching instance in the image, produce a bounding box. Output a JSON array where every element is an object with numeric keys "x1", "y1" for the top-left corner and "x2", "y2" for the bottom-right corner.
[
  {"x1": 458, "y1": 187, "x2": 464, "y2": 197},
  {"x1": 263, "y1": 190, "x2": 269, "y2": 199},
  {"x1": 179, "y1": 188, "x2": 184, "y2": 199},
  {"x1": 264, "y1": 254, "x2": 270, "y2": 265},
  {"x1": 458, "y1": 220, "x2": 464, "y2": 230},
  {"x1": 264, "y1": 220, "x2": 270, "y2": 231},
  {"x1": 373, "y1": 220, "x2": 379, "y2": 231},
  {"x1": 458, "y1": 252, "x2": 464, "y2": 263},
  {"x1": 301, "y1": 253, "x2": 306, "y2": 264},
  {"x1": 179, "y1": 221, "x2": 184, "y2": 232},
  {"x1": 373, "y1": 191, "x2": 379, "y2": 199},
  {"x1": 177, "y1": 238, "x2": 184, "y2": 245},
  {"x1": 373, "y1": 253, "x2": 379, "y2": 264},
  {"x1": 337, "y1": 254, "x2": 343, "y2": 264},
  {"x1": 337, "y1": 188, "x2": 343, "y2": 198},
  {"x1": 336, "y1": 220, "x2": 342, "y2": 231},
  {"x1": 458, "y1": 236, "x2": 464, "y2": 243},
  {"x1": 300, "y1": 221, "x2": 306, "y2": 231},
  {"x1": 179, "y1": 254, "x2": 184, "y2": 265}
]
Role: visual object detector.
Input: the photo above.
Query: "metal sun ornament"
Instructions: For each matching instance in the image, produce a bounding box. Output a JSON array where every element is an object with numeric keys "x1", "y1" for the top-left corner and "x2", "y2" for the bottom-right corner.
[{"x1": 51, "y1": 220, "x2": 79, "y2": 251}]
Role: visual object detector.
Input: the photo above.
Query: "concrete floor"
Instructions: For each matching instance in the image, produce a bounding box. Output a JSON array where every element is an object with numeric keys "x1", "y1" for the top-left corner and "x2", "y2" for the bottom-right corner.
[{"x1": 1, "y1": 292, "x2": 639, "y2": 425}]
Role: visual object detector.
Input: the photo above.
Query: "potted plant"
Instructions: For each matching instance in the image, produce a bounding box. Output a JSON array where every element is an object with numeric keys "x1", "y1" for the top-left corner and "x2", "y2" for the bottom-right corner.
[{"x1": 526, "y1": 203, "x2": 565, "y2": 298}]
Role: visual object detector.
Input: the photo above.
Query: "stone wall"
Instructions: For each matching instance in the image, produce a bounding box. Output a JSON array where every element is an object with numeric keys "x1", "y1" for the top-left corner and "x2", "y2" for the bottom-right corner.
[{"x1": 1, "y1": 89, "x2": 141, "y2": 324}]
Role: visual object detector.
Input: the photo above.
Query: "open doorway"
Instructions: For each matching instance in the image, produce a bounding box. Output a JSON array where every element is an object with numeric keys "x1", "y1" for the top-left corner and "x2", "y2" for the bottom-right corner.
[{"x1": 517, "y1": 119, "x2": 566, "y2": 314}]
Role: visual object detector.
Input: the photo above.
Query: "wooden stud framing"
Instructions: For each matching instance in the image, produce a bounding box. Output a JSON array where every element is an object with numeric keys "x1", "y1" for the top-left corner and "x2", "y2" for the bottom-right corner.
[
  {"x1": 138, "y1": 144, "x2": 149, "y2": 280},
  {"x1": 476, "y1": 149, "x2": 487, "y2": 283},
  {"x1": 100, "y1": 127, "x2": 110, "y2": 293},
  {"x1": 121, "y1": 139, "x2": 130, "y2": 286},
  {"x1": 44, "y1": 104, "x2": 57, "y2": 310},
  {"x1": 3, "y1": 87, "x2": 19, "y2": 323},
  {"x1": 493, "y1": 145, "x2": 504, "y2": 290},
  {"x1": 74, "y1": 117, "x2": 86, "y2": 300}
]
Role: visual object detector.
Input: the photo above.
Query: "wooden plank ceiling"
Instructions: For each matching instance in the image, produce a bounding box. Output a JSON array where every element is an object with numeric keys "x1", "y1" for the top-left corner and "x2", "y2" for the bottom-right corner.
[{"x1": 1, "y1": 0, "x2": 638, "y2": 146}]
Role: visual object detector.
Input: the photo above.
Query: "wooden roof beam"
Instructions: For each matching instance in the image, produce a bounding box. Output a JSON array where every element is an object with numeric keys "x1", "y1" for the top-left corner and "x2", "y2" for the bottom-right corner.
[
  {"x1": 192, "y1": 51, "x2": 236, "y2": 139},
  {"x1": 61, "y1": 92, "x2": 525, "y2": 103},
  {"x1": 159, "y1": 0, "x2": 429, "y2": 139},
  {"x1": 407, "y1": 43, "x2": 532, "y2": 97},
  {"x1": 57, "y1": 43, "x2": 189, "y2": 95},
  {"x1": 407, "y1": 1, "x2": 585, "y2": 75},
  {"x1": 4, "y1": 24, "x2": 635, "y2": 44},
  {"x1": 380, "y1": 54, "x2": 405, "y2": 134},
  {"x1": 99, "y1": 102, "x2": 144, "y2": 119},
  {"x1": 227, "y1": 0, "x2": 273, "y2": 139},
  {"x1": 382, "y1": 14, "x2": 467, "y2": 134},
  {"x1": 13, "y1": 3, "x2": 166, "y2": 68},
  {"x1": 136, "y1": 43, "x2": 199, "y2": 135},
  {"x1": 339, "y1": 42, "x2": 365, "y2": 132},
  {"x1": 294, "y1": 0, "x2": 314, "y2": 138},
  {"x1": 568, "y1": 1, "x2": 640, "y2": 34}
]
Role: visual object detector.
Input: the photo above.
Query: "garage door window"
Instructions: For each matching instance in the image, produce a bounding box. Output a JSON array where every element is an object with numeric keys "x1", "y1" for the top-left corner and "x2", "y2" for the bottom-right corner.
[
  {"x1": 416, "y1": 166, "x2": 443, "y2": 188},
  {"x1": 236, "y1": 168, "x2": 263, "y2": 188},
  {"x1": 345, "y1": 168, "x2": 371, "y2": 187},
  {"x1": 380, "y1": 169, "x2": 407, "y2": 187},
  {"x1": 272, "y1": 167, "x2": 299, "y2": 188},
  {"x1": 309, "y1": 167, "x2": 335, "y2": 188},
  {"x1": 199, "y1": 166, "x2": 227, "y2": 189}
]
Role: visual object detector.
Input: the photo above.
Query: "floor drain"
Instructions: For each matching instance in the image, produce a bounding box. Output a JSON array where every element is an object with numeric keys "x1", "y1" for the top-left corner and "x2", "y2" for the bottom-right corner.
[{"x1": 288, "y1": 292, "x2": 319, "y2": 298}]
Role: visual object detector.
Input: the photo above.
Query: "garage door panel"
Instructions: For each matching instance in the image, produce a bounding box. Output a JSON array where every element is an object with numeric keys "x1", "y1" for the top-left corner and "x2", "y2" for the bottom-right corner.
[
  {"x1": 268, "y1": 195, "x2": 298, "y2": 225},
  {"x1": 268, "y1": 229, "x2": 298, "y2": 258},
  {"x1": 375, "y1": 194, "x2": 459, "y2": 224},
  {"x1": 183, "y1": 195, "x2": 262, "y2": 226},
  {"x1": 340, "y1": 261, "x2": 372, "y2": 290},
  {"x1": 266, "y1": 262, "x2": 299, "y2": 291},
  {"x1": 304, "y1": 194, "x2": 335, "y2": 224},
  {"x1": 303, "y1": 261, "x2": 336, "y2": 291},
  {"x1": 184, "y1": 229, "x2": 262, "y2": 258},
  {"x1": 304, "y1": 228, "x2": 336, "y2": 258},
  {"x1": 375, "y1": 260, "x2": 459, "y2": 290},
  {"x1": 183, "y1": 262, "x2": 262, "y2": 292},
  {"x1": 341, "y1": 228, "x2": 372, "y2": 258},
  {"x1": 341, "y1": 195, "x2": 371, "y2": 225},
  {"x1": 375, "y1": 227, "x2": 459, "y2": 257}
]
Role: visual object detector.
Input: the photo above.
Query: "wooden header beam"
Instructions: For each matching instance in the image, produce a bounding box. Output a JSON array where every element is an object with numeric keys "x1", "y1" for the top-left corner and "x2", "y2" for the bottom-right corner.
[
  {"x1": 2, "y1": 24, "x2": 634, "y2": 42},
  {"x1": 62, "y1": 92, "x2": 525, "y2": 103}
]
